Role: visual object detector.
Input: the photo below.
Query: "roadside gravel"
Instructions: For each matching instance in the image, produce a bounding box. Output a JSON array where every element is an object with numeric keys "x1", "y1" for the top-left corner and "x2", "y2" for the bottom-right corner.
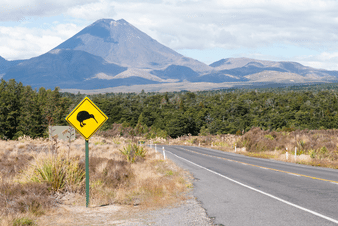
[{"x1": 38, "y1": 195, "x2": 213, "y2": 225}]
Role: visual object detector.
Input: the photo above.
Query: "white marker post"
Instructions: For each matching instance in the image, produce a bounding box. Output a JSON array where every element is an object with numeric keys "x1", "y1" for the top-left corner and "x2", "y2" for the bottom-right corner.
[
  {"x1": 286, "y1": 151, "x2": 289, "y2": 160},
  {"x1": 163, "y1": 147, "x2": 166, "y2": 159},
  {"x1": 235, "y1": 145, "x2": 237, "y2": 152},
  {"x1": 155, "y1": 144, "x2": 157, "y2": 152},
  {"x1": 295, "y1": 147, "x2": 297, "y2": 162}
]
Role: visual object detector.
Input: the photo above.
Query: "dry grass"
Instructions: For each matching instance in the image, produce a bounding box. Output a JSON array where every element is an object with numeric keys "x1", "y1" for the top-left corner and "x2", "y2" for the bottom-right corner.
[
  {"x1": 166, "y1": 128, "x2": 338, "y2": 169},
  {"x1": 0, "y1": 135, "x2": 191, "y2": 225}
]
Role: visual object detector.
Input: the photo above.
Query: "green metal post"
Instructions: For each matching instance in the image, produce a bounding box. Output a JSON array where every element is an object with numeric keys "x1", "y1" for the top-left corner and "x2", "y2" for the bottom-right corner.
[{"x1": 85, "y1": 140, "x2": 89, "y2": 207}]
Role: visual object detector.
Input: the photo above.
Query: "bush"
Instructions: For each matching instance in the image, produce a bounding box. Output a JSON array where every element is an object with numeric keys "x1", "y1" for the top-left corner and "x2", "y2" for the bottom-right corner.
[
  {"x1": 317, "y1": 146, "x2": 329, "y2": 160},
  {"x1": 310, "y1": 149, "x2": 316, "y2": 159},
  {"x1": 0, "y1": 182, "x2": 54, "y2": 216},
  {"x1": 119, "y1": 144, "x2": 147, "y2": 163},
  {"x1": 264, "y1": 134, "x2": 274, "y2": 140},
  {"x1": 13, "y1": 217, "x2": 36, "y2": 226},
  {"x1": 240, "y1": 127, "x2": 277, "y2": 152},
  {"x1": 26, "y1": 154, "x2": 85, "y2": 192},
  {"x1": 89, "y1": 157, "x2": 134, "y2": 189}
]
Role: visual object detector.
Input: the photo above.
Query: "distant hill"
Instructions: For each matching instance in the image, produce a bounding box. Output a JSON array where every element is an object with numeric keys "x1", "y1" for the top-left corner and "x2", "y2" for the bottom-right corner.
[
  {"x1": 2, "y1": 19, "x2": 338, "y2": 92},
  {"x1": 4, "y1": 49, "x2": 130, "y2": 89},
  {"x1": 150, "y1": 65, "x2": 199, "y2": 81},
  {"x1": 209, "y1": 58, "x2": 338, "y2": 83},
  {"x1": 0, "y1": 56, "x2": 8, "y2": 75},
  {"x1": 0, "y1": 56, "x2": 23, "y2": 77}
]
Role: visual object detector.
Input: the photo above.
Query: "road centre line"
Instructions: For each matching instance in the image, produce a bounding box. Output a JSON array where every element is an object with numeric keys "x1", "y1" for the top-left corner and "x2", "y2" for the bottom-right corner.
[
  {"x1": 167, "y1": 150, "x2": 338, "y2": 225},
  {"x1": 179, "y1": 147, "x2": 338, "y2": 184}
]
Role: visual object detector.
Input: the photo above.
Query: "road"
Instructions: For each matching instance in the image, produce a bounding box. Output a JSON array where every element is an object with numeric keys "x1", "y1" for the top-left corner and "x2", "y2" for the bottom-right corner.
[{"x1": 154, "y1": 145, "x2": 338, "y2": 226}]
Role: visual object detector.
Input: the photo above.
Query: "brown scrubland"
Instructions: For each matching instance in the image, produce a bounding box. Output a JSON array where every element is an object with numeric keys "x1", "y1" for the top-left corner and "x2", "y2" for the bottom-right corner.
[
  {"x1": 169, "y1": 127, "x2": 338, "y2": 169},
  {"x1": 1, "y1": 126, "x2": 338, "y2": 225},
  {"x1": 0, "y1": 135, "x2": 191, "y2": 225}
]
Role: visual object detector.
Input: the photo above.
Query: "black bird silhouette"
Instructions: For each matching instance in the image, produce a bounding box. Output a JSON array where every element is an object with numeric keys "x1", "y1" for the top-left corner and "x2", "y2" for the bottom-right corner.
[{"x1": 77, "y1": 111, "x2": 98, "y2": 127}]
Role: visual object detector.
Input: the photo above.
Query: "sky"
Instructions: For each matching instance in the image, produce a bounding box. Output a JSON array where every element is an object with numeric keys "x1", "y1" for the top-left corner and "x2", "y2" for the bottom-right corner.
[{"x1": 1, "y1": 0, "x2": 338, "y2": 70}]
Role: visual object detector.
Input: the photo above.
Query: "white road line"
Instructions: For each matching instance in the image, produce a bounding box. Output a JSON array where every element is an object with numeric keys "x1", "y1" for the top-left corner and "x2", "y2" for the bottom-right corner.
[
  {"x1": 168, "y1": 151, "x2": 338, "y2": 225},
  {"x1": 287, "y1": 173, "x2": 301, "y2": 177}
]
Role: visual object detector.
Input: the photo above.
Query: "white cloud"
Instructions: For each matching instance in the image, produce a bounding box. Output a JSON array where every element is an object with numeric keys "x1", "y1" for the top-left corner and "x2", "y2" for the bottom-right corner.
[
  {"x1": 1, "y1": 0, "x2": 338, "y2": 71},
  {"x1": 296, "y1": 52, "x2": 338, "y2": 70},
  {"x1": 0, "y1": 0, "x2": 95, "y2": 21},
  {"x1": 66, "y1": 0, "x2": 116, "y2": 21},
  {"x1": 0, "y1": 23, "x2": 83, "y2": 60},
  {"x1": 99, "y1": 0, "x2": 338, "y2": 53}
]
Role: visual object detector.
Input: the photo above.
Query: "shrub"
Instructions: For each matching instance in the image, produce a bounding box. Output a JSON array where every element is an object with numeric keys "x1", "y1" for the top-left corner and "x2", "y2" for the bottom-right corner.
[
  {"x1": 236, "y1": 130, "x2": 242, "y2": 136},
  {"x1": 13, "y1": 217, "x2": 36, "y2": 226},
  {"x1": 317, "y1": 146, "x2": 329, "y2": 160},
  {"x1": 264, "y1": 134, "x2": 274, "y2": 140},
  {"x1": 89, "y1": 157, "x2": 134, "y2": 189},
  {"x1": 119, "y1": 144, "x2": 147, "y2": 163},
  {"x1": 310, "y1": 149, "x2": 316, "y2": 159},
  {"x1": 0, "y1": 182, "x2": 54, "y2": 216},
  {"x1": 297, "y1": 140, "x2": 306, "y2": 151},
  {"x1": 120, "y1": 144, "x2": 135, "y2": 163},
  {"x1": 25, "y1": 154, "x2": 85, "y2": 192},
  {"x1": 134, "y1": 145, "x2": 147, "y2": 159},
  {"x1": 240, "y1": 127, "x2": 276, "y2": 152}
]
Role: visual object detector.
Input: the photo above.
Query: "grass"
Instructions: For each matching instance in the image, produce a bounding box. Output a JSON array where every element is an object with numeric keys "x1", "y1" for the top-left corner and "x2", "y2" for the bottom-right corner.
[
  {"x1": 242, "y1": 152, "x2": 276, "y2": 159},
  {"x1": 165, "y1": 128, "x2": 338, "y2": 169},
  {"x1": 0, "y1": 135, "x2": 191, "y2": 225},
  {"x1": 119, "y1": 144, "x2": 147, "y2": 163},
  {"x1": 12, "y1": 217, "x2": 36, "y2": 226}
]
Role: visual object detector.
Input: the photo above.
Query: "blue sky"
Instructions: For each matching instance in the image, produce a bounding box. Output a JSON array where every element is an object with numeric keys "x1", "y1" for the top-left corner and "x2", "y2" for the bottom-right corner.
[{"x1": 1, "y1": 0, "x2": 338, "y2": 70}]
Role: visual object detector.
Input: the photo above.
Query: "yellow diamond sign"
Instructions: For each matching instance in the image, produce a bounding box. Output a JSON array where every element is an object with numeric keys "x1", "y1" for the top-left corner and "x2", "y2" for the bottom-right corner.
[{"x1": 65, "y1": 96, "x2": 108, "y2": 140}]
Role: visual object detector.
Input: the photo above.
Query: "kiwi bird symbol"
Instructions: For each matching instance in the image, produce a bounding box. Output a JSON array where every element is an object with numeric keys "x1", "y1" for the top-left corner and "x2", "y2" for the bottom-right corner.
[{"x1": 77, "y1": 111, "x2": 98, "y2": 127}]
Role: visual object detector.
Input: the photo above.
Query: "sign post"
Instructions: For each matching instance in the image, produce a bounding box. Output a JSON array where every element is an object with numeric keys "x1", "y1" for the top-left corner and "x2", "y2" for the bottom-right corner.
[
  {"x1": 85, "y1": 140, "x2": 89, "y2": 207},
  {"x1": 65, "y1": 96, "x2": 108, "y2": 207}
]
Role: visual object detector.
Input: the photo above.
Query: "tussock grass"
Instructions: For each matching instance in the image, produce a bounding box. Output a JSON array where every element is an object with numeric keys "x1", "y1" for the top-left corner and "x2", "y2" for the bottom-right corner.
[
  {"x1": 167, "y1": 128, "x2": 338, "y2": 169},
  {"x1": 236, "y1": 127, "x2": 338, "y2": 168},
  {"x1": 0, "y1": 135, "x2": 191, "y2": 225}
]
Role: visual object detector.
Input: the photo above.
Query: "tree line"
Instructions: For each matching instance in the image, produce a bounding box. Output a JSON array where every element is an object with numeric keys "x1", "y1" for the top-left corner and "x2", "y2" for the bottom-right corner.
[
  {"x1": 0, "y1": 79, "x2": 70, "y2": 139},
  {"x1": 2, "y1": 79, "x2": 338, "y2": 140}
]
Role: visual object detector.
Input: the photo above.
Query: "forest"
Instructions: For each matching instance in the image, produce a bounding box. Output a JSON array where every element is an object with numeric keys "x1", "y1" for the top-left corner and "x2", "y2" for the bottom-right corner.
[{"x1": 2, "y1": 78, "x2": 338, "y2": 140}]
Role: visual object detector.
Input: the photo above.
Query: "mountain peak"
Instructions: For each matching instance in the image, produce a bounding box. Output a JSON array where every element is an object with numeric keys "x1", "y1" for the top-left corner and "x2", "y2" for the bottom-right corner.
[
  {"x1": 52, "y1": 18, "x2": 209, "y2": 71},
  {"x1": 92, "y1": 18, "x2": 129, "y2": 27},
  {"x1": 0, "y1": 55, "x2": 7, "y2": 62}
]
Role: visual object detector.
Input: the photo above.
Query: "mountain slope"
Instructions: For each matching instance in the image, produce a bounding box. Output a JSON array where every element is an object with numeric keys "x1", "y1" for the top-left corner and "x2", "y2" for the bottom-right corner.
[
  {"x1": 53, "y1": 19, "x2": 210, "y2": 72},
  {"x1": 0, "y1": 56, "x2": 8, "y2": 75},
  {"x1": 2, "y1": 18, "x2": 338, "y2": 92},
  {"x1": 210, "y1": 58, "x2": 338, "y2": 82},
  {"x1": 3, "y1": 49, "x2": 128, "y2": 89},
  {"x1": 150, "y1": 65, "x2": 199, "y2": 81},
  {"x1": 0, "y1": 56, "x2": 24, "y2": 75}
]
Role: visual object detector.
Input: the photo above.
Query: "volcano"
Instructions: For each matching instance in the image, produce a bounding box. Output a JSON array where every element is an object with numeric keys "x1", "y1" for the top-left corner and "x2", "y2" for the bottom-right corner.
[
  {"x1": 2, "y1": 19, "x2": 338, "y2": 92},
  {"x1": 52, "y1": 19, "x2": 210, "y2": 72}
]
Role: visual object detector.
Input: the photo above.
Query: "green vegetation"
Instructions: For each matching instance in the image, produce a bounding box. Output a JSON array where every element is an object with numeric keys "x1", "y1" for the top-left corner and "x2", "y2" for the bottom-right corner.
[
  {"x1": 0, "y1": 79, "x2": 70, "y2": 140},
  {"x1": 28, "y1": 155, "x2": 85, "y2": 192},
  {"x1": 12, "y1": 217, "x2": 36, "y2": 226},
  {"x1": 4, "y1": 78, "x2": 338, "y2": 140},
  {"x1": 119, "y1": 144, "x2": 147, "y2": 163},
  {"x1": 68, "y1": 82, "x2": 338, "y2": 138}
]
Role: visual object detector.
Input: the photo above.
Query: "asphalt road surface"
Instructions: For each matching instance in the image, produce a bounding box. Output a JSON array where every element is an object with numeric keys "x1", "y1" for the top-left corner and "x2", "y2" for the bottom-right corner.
[{"x1": 154, "y1": 145, "x2": 338, "y2": 226}]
